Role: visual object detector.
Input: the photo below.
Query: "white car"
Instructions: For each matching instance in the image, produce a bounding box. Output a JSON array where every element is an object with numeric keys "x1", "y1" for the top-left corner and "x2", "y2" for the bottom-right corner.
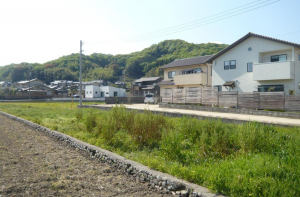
[{"x1": 144, "y1": 94, "x2": 157, "y2": 104}]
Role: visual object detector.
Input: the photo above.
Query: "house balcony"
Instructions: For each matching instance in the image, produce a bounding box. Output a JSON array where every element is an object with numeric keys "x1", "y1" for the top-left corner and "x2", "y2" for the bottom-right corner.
[
  {"x1": 253, "y1": 61, "x2": 294, "y2": 81},
  {"x1": 173, "y1": 72, "x2": 207, "y2": 85}
]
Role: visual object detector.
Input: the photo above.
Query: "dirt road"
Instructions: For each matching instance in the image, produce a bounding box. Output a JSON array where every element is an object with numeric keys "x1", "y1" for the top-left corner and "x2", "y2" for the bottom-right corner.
[{"x1": 0, "y1": 114, "x2": 173, "y2": 197}]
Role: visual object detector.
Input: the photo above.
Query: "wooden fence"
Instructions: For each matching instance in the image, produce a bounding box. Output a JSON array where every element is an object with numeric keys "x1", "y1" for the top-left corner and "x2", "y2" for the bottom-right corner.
[{"x1": 161, "y1": 88, "x2": 300, "y2": 111}]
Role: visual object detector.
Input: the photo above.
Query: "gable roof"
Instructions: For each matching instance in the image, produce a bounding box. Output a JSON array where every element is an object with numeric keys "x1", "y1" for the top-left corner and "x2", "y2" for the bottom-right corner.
[
  {"x1": 135, "y1": 77, "x2": 162, "y2": 83},
  {"x1": 206, "y1": 32, "x2": 300, "y2": 63},
  {"x1": 160, "y1": 55, "x2": 213, "y2": 69}
]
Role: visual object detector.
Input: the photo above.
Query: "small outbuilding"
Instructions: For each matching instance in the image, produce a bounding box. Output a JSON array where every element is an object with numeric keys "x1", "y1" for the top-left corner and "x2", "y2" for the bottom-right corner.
[{"x1": 85, "y1": 85, "x2": 126, "y2": 98}]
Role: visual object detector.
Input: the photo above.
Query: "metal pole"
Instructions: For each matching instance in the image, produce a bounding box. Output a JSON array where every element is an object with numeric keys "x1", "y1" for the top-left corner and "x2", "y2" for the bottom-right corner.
[
  {"x1": 79, "y1": 40, "x2": 83, "y2": 105},
  {"x1": 28, "y1": 64, "x2": 31, "y2": 100}
]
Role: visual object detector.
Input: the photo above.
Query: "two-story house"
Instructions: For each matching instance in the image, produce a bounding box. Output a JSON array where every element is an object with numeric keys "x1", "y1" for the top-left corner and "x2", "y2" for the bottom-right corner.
[
  {"x1": 132, "y1": 77, "x2": 162, "y2": 96},
  {"x1": 159, "y1": 55, "x2": 212, "y2": 93},
  {"x1": 206, "y1": 32, "x2": 300, "y2": 95}
]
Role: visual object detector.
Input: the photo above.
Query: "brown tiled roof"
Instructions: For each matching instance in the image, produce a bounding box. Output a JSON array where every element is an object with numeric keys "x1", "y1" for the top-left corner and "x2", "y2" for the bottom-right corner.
[
  {"x1": 160, "y1": 55, "x2": 213, "y2": 69},
  {"x1": 206, "y1": 32, "x2": 300, "y2": 63}
]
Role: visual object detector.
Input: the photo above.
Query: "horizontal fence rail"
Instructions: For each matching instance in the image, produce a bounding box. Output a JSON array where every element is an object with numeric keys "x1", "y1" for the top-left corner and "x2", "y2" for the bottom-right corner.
[{"x1": 161, "y1": 88, "x2": 300, "y2": 111}]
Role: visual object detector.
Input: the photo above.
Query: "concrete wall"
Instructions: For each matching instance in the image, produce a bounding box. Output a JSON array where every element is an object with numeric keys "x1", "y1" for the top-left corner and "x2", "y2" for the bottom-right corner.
[{"x1": 212, "y1": 36, "x2": 300, "y2": 95}]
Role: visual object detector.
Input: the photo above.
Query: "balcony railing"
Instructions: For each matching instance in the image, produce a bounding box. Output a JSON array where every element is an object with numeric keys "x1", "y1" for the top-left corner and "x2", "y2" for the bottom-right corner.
[
  {"x1": 173, "y1": 72, "x2": 207, "y2": 85},
  {"x1": 253, "y1": 61, "x2": 294, "y2": 81}
]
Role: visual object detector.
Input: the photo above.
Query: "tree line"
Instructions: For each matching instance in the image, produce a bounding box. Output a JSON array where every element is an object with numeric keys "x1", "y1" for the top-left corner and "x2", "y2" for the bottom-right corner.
[{"x1": 0, "y1": 39, "x2": 228, "y2": 84}]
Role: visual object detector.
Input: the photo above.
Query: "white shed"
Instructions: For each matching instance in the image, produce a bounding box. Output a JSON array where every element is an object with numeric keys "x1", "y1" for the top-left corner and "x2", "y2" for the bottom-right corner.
[{"x1": 85, "y1": 85, "x2": 126, "y2": 98}]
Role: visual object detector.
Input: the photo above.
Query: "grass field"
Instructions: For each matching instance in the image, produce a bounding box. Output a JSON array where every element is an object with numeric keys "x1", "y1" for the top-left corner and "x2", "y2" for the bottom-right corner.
[{"x1": 0, "y1": 102, "x2": 299, "y2": 197}]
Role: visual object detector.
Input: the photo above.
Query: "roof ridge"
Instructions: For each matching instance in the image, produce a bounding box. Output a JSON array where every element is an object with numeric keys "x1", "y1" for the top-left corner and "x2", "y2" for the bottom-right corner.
[{"x1": 205, "y1": 32, "x2": 300, "y2": 63}]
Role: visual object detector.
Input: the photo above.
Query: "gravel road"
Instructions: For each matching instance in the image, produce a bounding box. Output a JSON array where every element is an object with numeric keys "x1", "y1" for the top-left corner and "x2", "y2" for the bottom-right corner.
[{"x1": 0, "y1": 114, "x2": 174, "y2": 197}]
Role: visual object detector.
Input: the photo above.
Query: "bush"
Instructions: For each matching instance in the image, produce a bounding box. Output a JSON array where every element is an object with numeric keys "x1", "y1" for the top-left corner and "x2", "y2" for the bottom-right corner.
[{"x1": 84, "y1": 110, "x2": 97, "y2": 132}]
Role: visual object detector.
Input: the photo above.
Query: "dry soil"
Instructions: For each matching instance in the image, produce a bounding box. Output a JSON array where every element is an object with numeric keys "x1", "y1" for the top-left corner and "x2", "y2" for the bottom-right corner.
[{"x1": 0, "y1": 114, "x2": 174, "y2": 197}]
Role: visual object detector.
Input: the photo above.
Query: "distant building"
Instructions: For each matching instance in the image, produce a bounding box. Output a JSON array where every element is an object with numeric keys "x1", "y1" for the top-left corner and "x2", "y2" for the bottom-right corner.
[
  {"x1": 85, "y1": 85, "x2": 126, "y2": 98},
  {"x1": 0, "y1": 81, "x2": 12, "y2": 89},
  {"x1": 132, "y1": 77, "x2": 162, "y2": 97},
  {"x1": 50, "y1": 80, "x2": 73, "y2": 88},
  {"x1": 82, "y1": 80, "x2": 107, "y2": 90},
  {"x1": 115, "y1": 81, "x2": 126, "y2": 88},
  {"x1": 15, "y1": 78, "x2": 44, "y2": 89}
]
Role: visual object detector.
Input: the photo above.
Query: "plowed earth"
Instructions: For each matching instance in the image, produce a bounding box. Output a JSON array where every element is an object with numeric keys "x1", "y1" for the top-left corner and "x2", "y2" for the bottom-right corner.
[{"x1": 0, "y1": 114, "x2": 173, "y2": 197}]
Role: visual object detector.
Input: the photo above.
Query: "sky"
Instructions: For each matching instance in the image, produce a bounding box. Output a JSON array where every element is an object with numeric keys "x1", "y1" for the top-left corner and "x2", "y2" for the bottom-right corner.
[{"x1": 0, "y1": 0, "x2": 299, "y2": 66}]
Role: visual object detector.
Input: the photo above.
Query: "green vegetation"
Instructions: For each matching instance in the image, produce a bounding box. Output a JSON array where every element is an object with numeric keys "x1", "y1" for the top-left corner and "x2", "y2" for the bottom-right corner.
[
  {"x1": 0, "y1": 40, "x2": 227, "y2": 84},
  {"x1": 0, "y1": 102, "x2": 299, "y2": 197}
]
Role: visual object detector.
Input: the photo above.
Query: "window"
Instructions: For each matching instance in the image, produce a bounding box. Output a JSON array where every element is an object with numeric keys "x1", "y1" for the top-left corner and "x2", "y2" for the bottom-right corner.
[
  {"x1": 230, "y1": 60, "x2": 236, "y2": 69},
  {"x1": 101, "y1": 92, "x2": 104, "y2": 97},
  {"x1": 258, "y1": 85, "x2": 284, "y2": 92},
  {"x1": 168, "y1": 71, "x2": 176, "y2": 78},
  {"x1": 213, "y1": 85, "x2": 222, "y2": 91},
  {"x1": 247, "y1": 62, "x2": 253, "y2": 72},
  {"x1": 181, "y1": 68, "x2": 202, "y2": 74},
  {"x1": 224, "y1": 61, "x2": 229, "y2": 70},
  {"x1": 114, "y1": 91, "x2": 118, "y2": 97},
  {"x1": 271, "y1": 54, "x2": 287, "y2": 62},
  {"x1": 224, "y1": 60, "x2": 236, "y2": 70},
  {"x1": 95, "y1": 91, "x2": 98, "y2": 94}
]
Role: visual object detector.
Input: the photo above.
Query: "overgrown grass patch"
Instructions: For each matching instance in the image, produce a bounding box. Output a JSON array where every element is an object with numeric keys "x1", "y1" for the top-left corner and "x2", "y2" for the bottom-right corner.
[{"x1": 0, "y1": 102, "x2": 299, "y2": 197}]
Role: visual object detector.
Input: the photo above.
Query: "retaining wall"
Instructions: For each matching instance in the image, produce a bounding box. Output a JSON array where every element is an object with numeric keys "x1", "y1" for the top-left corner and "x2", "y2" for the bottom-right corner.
[
  {"x1": 159, "y1": 103, "x2": 300, "y2": 119},
  {"x1": 0, "y1": 110, "x2": 221, "y2": 197}
]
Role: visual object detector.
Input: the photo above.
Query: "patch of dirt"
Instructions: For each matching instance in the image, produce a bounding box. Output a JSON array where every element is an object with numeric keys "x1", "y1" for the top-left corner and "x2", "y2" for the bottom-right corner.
[{"x1": 0, "y1": 114, "x2": 173, "y2": 197}]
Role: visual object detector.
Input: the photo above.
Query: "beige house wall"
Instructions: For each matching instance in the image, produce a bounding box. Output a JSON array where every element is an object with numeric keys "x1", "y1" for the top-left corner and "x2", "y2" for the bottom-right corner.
[{"x1": 163, "y1": 63, "x2": 212, "y2": 86}]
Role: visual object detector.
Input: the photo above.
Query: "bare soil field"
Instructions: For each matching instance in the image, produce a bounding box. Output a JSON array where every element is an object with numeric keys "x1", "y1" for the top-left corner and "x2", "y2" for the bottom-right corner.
[{"x1": 0, "y1": 114, "x2": 173, "y2": 197}]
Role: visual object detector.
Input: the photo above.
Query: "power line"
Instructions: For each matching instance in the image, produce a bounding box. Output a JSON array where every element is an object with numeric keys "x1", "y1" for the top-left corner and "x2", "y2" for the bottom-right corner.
[
  {"x1": 123, "y1": 0, "x2": 280, "y2": 43},
  {"x1": 117, "y1": 0, "x2": 265, "y2": 41}
]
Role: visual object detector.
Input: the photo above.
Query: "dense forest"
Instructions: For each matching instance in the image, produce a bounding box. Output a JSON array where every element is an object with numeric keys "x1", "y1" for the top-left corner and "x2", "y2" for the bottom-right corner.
[{"x1": 0, "y1": 40, "x2": 228, "y2": 84}]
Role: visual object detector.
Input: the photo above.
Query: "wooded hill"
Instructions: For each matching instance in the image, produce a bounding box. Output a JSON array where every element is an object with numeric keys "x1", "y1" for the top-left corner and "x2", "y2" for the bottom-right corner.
[{"x1": 0, "y1": 40, "x2": 228, "y2": 84}]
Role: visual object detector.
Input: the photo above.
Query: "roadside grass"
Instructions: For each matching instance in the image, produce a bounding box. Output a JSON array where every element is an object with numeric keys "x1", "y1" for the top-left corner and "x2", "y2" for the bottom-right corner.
[{"x1": 0, "y1": 102, "x2": 299, "y2": 197}]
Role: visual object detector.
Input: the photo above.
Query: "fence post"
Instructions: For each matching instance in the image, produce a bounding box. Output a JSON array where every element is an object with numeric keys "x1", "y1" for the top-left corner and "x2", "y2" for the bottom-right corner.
[
  {"x1": 236, "y1": 91, "x2": 239, "y2": 108},
  {"x1": 201, "y1": 88, "x2": 203, "y2": 104},
  {"x1": 283, "y1": 92, "x2": 285, "y2": 111},
  {"x1": 217, "y1": 89, "x2": 219, "y2": 107}
]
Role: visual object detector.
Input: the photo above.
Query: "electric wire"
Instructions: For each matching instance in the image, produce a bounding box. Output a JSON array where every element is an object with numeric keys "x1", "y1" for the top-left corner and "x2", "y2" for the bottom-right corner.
[{"x1": 123, "y1": 0, "x2": 280, "y2": 43}]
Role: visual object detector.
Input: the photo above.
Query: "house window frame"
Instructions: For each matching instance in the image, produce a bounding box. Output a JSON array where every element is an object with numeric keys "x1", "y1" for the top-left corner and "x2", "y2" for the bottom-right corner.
[
  {"x1": 271, "y1": 54, "x2": 287, "y2": 62},
  {"x1": 168, "y1": 71, "x2": 176, "y2": 78},
  {"x1": 230, "y1": 60, "x2": 236, "y2": 69},
  {"x1": 114, "y1": 91, "x2": 118, "y2": 97},
  {"x1": 257, "y1": 85, "x2": 284, "y2": 92},
  {"x1": 224, "y1": 61, "x2": 230, "y2": 70},
  {"x1": 247, "y1": 62, "x2": 253, "y2": 72}
]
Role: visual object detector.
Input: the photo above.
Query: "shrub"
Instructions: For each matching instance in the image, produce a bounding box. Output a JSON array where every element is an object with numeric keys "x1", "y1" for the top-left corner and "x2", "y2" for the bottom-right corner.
[{"x1": 84, "y1": 110, "x2": 97, "y2": 132}]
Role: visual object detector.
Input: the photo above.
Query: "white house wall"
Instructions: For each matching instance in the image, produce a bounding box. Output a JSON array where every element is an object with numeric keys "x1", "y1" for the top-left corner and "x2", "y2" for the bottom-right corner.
[
  {"x1": 85, "y1": 85, "x2": 126, "y2": 98},
  {"x1": 212, "y1": 36, "x2": 300, "y2": 95}
]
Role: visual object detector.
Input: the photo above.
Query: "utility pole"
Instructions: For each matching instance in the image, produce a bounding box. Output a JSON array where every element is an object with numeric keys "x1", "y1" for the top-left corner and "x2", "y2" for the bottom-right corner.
[
  {"x1": 28, "y1": 64, "x2": 31, "y2": 100},
  {"x1": 79, "y1": 40, "x2": 83, "y2": 105}
]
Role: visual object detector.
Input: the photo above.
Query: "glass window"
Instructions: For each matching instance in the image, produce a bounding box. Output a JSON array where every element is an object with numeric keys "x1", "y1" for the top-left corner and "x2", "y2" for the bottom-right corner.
[
  {"x1": 168, "y1": 71, "x2": 176, "y2": 78},
  {"x1": 224, "y1": 61, "x2": 230, "y2": 70},
  {"x1": 271, "y1": 54, "x2": 287, "y2": 62},
  {"x1": 230, "y1": 60, "x2": 236, "y2": 69},
  {"x1": 279, "y1": 54, "x2": 287, "y2": 61},
  {"x1": 247, "y1": 62, "x2": 253, "y2": 72},
  {"x1": 258, "y1": 85, "x2": 284, "y2": 92},
  {"x1": 114, "y1": 91, "x2": 118, "y2": 97}
]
